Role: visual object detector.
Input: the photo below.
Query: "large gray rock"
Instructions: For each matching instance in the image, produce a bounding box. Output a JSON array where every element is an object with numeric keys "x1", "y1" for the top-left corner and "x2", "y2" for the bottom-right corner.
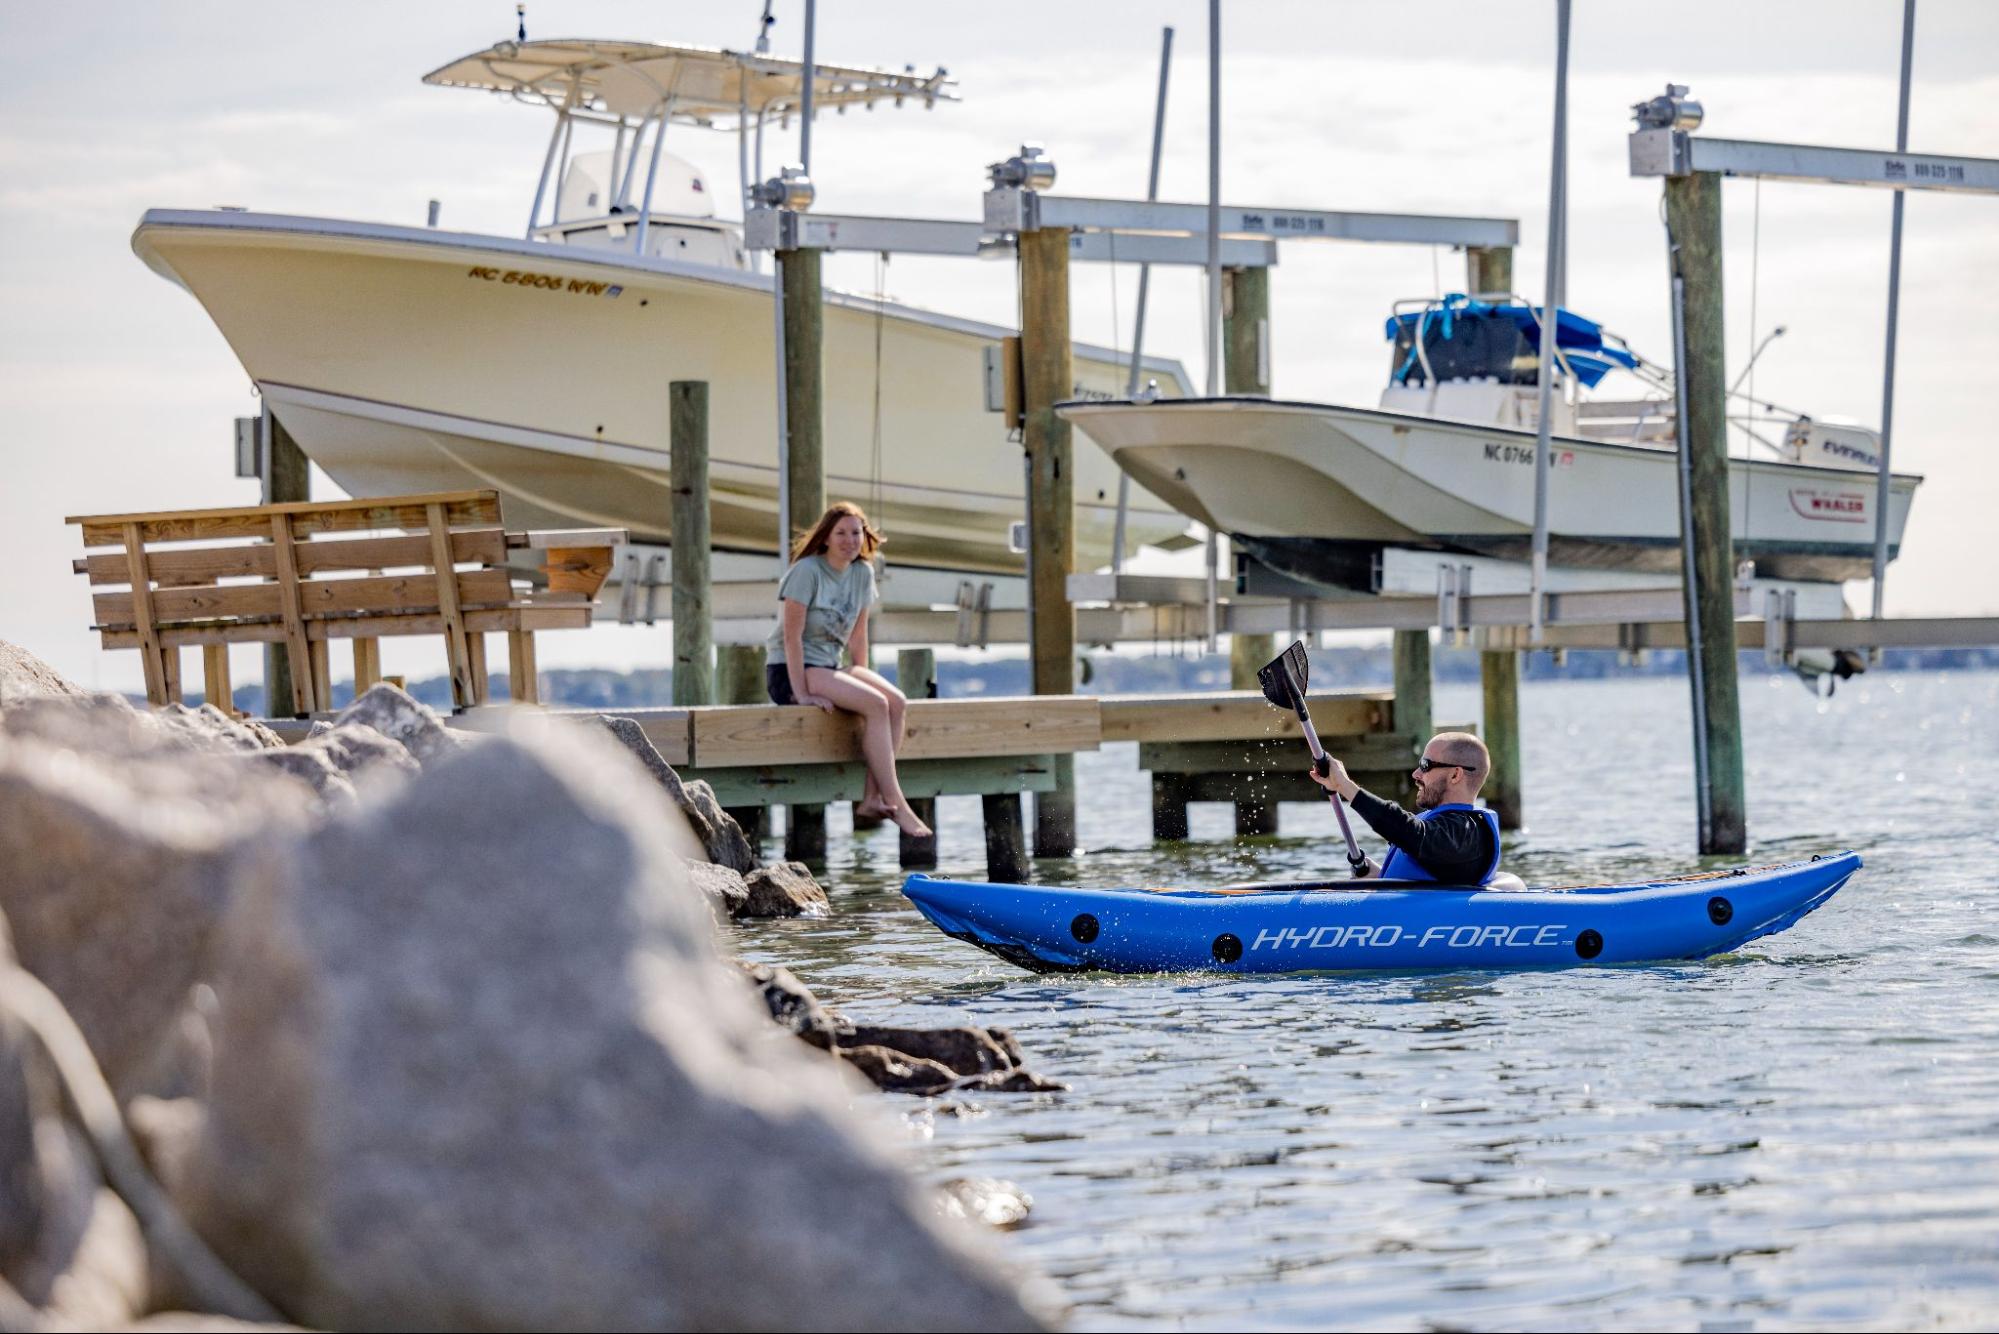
[
  {"x1": 0, "y1": 642, "x2": 87, "y2": 708},
  {"x1": 596, "y1": 717, "x2": 758, "y2": 872},
  {"x1": 682, "y1": 859, "x2": 750, "y2": 920},
  {"x1": 0, "y1": 921, "x2": 148, "y2": 1328},
  {"x1": 741, "y1": 861, "x2": 830, "y2": 918},
  {"x1": 0, "y1": 708, "x2": 309, "y2": 1099},
  {"x1": 330, "y1": 683, "x2": 459, "y2": 766},
  {"x1": 184, "y1": 721, "x2": 1048, "y2": 1332},
  {"x1": 152, "y1": 706, "x2": 280, "y2": 756}
]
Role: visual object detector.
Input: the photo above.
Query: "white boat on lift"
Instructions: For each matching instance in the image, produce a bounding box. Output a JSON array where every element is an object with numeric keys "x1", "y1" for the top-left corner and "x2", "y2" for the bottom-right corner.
[
  {"x1": 1062, "y1": 294, "x2": 1920, "y2": 590},
  {"x1": 132, "y1": 36, "x2": 1193, "y2": 575}
]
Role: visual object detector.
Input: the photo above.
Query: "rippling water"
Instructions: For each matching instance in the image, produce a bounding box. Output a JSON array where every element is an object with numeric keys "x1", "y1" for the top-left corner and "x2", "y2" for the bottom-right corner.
[{"x1": 733, "y1": 670, "x2": 1999, "y2": 1331}]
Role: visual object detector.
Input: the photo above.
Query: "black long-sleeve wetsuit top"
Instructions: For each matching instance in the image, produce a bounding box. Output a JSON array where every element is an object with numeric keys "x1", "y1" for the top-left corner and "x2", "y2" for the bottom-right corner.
[{"x1": 1348, "y1": 789, "x2": 1497, "y2": 884}]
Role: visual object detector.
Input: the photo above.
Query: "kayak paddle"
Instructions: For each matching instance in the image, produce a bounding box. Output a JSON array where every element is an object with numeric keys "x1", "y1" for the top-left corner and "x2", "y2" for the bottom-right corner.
[{"x1": 1258, "y1": 640, "x2": 1370, "y2": 877}]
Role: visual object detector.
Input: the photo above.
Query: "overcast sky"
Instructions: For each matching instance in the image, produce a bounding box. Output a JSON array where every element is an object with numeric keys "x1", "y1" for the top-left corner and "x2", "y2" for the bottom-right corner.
[{"x1": 3, "y1": 1, "x2": 1995, "y2": 692}]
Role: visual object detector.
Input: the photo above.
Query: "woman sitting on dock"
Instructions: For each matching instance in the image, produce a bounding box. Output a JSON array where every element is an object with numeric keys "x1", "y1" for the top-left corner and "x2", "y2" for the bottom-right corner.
[{"x1": 766, "y1": 502, "x2": 931, "y2": 839}]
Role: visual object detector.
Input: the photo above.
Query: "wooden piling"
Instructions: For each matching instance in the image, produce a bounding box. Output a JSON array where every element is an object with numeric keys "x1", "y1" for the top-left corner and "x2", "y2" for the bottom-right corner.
[
  {"x1": 670, "y1": 381, "x2": 713, "y2": 707},
  {"x1": 778, "y1": 246, "x2": 825, "y2": 540},
  {"x1": 982, "y1": 792, "x2": 1029, "y2": 883},
  {"x1": 1391, "y1": 629, "x2": 1433, "y2": 753},
  {"x1": 784, "y1": 804, "x2": 827, "y2": 865},
  {"x1": 896, "y1": 647, "x2": 939, "y2": 868},
  {"x1": 263, "y1": 414, "x2": 308, "y2": 715},
  {"x1": 717, "y1": 644, "x2": 769, "y2": 843},
  {"x1": 1222, "y1": 266, "x2": 1270, "y2": 396},
  {"x1": 1479, "y1": 649, "x2": 1523, "y2": 829},
  {"x1": 1018, "y1": 225, "x2": 1076, "y2": 857},
  {"x1": 1228, "y1": 632, "x2": 1278, "y2": 835},
  {"x1": 1665, "y1": 171, "x2": 1747, "y2": 854}
]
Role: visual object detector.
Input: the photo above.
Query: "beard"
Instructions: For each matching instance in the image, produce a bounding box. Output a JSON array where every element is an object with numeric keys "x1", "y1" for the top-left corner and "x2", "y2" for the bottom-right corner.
[{"x1": 1413, "y1": 782, "x2": 1443, "y2": 812}]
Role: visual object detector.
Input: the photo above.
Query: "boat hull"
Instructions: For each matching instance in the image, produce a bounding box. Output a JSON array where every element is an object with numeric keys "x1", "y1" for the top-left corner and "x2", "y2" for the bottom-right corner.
[
  {"x1": 135, "y1": 210, "x2": 1193, "y2": 574},
  {"x1": 902, "y1": 852, "x2": 1860, "y2": 974},
  {"x1": 1062, "y1": 398, "x2": 1921, "y2": 585}
]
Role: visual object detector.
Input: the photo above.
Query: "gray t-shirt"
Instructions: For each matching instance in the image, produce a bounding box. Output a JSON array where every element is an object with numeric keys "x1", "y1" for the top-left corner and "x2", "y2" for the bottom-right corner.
[{"x1": 765, "y1": 555, "x2": 878, "y2": 668}]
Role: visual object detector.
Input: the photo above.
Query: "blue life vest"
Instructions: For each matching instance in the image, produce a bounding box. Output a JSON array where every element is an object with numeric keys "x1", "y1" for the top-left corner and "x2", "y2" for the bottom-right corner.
[{"x1": 1378, "y1": 803, "x2": 1502, "y2": 886}]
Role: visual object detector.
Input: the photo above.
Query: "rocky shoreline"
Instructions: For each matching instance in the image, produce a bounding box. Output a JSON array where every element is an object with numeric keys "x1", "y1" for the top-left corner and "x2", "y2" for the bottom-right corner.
[{"x1": 0, "y1": 640, "x2": 1059, "y2": 1331}]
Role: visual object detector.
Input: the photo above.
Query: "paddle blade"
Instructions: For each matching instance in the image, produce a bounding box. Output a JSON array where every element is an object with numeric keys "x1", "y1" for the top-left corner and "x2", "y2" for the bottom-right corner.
[{"x1": 1256, "y1": 640, "x2": 1311, "y2": 712}]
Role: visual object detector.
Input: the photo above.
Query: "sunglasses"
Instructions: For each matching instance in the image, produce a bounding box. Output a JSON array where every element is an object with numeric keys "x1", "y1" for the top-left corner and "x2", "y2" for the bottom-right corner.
[{"x1": 1415, "y1": 757, "x2": 1478, "y2": 774}]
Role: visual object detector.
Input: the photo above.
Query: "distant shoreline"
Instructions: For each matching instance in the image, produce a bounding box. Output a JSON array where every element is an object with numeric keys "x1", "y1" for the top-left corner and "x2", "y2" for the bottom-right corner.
[{"x1": 195, "y1": 646, "x2": 1999, "y2": 717}]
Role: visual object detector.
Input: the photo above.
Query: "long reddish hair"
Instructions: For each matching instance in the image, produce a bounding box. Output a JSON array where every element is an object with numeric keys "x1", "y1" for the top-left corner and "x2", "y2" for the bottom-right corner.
[{"x1": 789, "y1": 500, "x2": 885, "y2": 563}]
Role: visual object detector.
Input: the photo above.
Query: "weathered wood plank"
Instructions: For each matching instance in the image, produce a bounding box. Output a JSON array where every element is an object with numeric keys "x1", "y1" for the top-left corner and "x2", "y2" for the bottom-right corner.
[
  {"x1": 71, "y1": 491, "x2": 500, "y2": 547},
  {"x1": 201, "y1": 644, "x2": 232, "y2": 711},
  {"x1": 120, "y1": 523, "x2": 166, "y2": 704},
  {"x1": 683, "y1": 754, "x2": 1059, "y2": 807},
  {"x1": 1172, "y1": 769, "x2": 1412, "y2": 806},
  {"x1": 268, "y1": 514, "x2": 313, "y2": 714},
  {"x1": 688, "y1": 695, "x2": 1100, "y2": 768},
  {"x1": 93, "y1": 568, "x2": 516, "y2": 629},
  {"x1": 546, "y1": 546, "x2": 616, "y2": 601},
  {"x1": 1100, "y1": 690, "x2": 1392, "y2": 743},
  {"x1": 506, "y1": 630, "x2": 538, "y2": 705},
  {"x1": 427, "y1": 502, "x2": 476, "y2": 709},
  {"x1": 1139, "y1": 733, "x2": 1423, "y2": 776},
  {"x1": 96, "y1": 604, "x2": 591, "y2": 650},
  {"x1": 74, "y1": 529, "x2": 509, "y2": 586}
]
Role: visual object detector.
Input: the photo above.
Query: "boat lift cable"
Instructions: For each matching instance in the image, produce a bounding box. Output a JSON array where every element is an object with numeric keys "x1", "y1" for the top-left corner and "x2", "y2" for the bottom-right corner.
[{"x1": 871, "y1": 251, "x2": 887, "y2": 527}]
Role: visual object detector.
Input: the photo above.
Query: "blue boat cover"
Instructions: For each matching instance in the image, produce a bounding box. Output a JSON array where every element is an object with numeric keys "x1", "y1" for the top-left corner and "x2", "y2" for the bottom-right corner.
[{"x1": 1386, "y1": 294, "x2": 1641, "y2": 388}]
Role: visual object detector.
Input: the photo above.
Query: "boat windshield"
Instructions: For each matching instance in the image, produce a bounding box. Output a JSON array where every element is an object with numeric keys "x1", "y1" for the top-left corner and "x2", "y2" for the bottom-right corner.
[{"x1": 1386, "y1": 294, "x2": 1643, "y2": 389}]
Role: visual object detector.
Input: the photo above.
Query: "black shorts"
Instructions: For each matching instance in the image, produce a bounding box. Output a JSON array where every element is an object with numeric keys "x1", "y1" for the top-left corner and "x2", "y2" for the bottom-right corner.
[{"x1": 766, "y1": 663, "x2": 798, "y2": 705}]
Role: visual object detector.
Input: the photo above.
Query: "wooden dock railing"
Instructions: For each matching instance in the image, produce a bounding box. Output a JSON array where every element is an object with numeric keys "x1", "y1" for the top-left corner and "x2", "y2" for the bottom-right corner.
[{"x1": 69, "y1": 490, "x2": 622, "y2": 715}]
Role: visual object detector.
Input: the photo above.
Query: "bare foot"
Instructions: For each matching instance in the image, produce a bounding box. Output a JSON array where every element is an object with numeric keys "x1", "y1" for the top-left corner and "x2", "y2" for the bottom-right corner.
[
  {"x1": 891, "y1": 806, "x2": 933, "y2": 839},
  {"x1": 855, "y1": 798, "x2": 897, "y2": 821}
]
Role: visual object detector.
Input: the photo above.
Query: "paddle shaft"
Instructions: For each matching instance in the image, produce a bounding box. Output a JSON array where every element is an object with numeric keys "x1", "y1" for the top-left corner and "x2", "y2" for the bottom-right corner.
[{"x1": 1291, "y1": 705, "x2": 1369, "y2": 875}]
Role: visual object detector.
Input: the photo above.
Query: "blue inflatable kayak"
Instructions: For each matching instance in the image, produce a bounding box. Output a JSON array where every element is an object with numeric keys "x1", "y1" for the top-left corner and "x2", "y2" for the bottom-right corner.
[{"x1": 902, "y1": 852, "x2": 1860, "y2": 974}]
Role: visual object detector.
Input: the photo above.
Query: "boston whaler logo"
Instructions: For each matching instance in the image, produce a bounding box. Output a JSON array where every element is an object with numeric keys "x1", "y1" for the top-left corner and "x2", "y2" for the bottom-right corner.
[
  {"x1": 1249, "y1": 922, "x2": 1568, "y2": 952},
  {"x1": 1789, "y1": 487, "x2": 1868, "y2": 522}
]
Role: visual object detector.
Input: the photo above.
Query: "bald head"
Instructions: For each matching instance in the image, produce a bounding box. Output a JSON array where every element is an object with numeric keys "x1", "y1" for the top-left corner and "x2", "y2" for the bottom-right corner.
[{"x1": 1411, "y1": 731, "x2": 1489, "y2": 809}]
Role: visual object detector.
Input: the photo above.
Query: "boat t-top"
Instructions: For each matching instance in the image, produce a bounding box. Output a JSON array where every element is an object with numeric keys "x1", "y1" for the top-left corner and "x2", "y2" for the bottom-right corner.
[
  {"x1": 132, "y1": 34, "x2": 1194, "y2": 575},
  {"x1": 1061, "y1": 291, "x2": 1920, "y2": 590}
]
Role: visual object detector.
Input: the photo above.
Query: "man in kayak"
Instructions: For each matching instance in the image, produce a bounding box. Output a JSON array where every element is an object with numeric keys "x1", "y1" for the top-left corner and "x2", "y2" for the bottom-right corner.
[{"x1": 1308, "y1": 730, "x2": 1502, "y2": 885}]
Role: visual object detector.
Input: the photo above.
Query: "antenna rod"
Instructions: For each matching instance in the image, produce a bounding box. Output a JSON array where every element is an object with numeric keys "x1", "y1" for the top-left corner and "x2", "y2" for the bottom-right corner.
[
  {"x1": 799, "y1": 0, "x2": 817, "y2": 174},
  {"x1": 1529, "y1": 0, "x2": 1571, "y2": 642},
  {"x1": 1112, "y1": 25, "x2": 1175, "y2": 577},
  {"x1": 1870, "y1": 0, "x2": 1916, "y2": 625}
]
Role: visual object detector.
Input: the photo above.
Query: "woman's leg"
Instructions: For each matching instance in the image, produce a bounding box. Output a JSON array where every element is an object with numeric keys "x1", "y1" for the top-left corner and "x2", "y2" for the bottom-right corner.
[
  {"x1": 805, "y1": 667, "x2": 931, "y2": 837},
  {"x1": 845, "y1": 666, "x2": 905, "y2": 818},
  {"x1": 845, "y1": 666, "x2": 907, "y2": 752}
]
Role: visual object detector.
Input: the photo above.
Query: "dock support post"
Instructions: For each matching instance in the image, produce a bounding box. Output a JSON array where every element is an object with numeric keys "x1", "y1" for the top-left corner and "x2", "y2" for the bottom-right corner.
[
  {"x1": 778, "y1": 246, "x2": 825, "y2": 543},
  {"x1": 1392, "y1": 629, "x2": 1433, "y2": 754},
  {"x1": 670, "y1": 381, "x2": 714, "y2": 707},
  {"x1": 785, "y1": 803, "x2": 827, "y2": 866},
  {"x1": 1229, "y1": 632, "x2": 1278, "y2": 835},
  {"x1": 1019, "y1": 225, "x2": 1076, "y2": 858},
  {"x1": 778, "y1": 248, "x2": 827, "y2": 859},
  {"x1": 982, "y1": 793, "x2": 1029, "y2": 883},
  {"x1": 1466, "y1": 242, "x2": 1524, "y2": 829},
  {"x1": 1665, "y1": 170, "x2": 1747, "y2": 855},
  {"x1": 1480, "y1": 648, "x2": 1524, "y2": 829},
  {"x1": 1222, "y1": 266, "x2": 1270, "y2": 397},
  {"x1": 262, "y1": 413, "x2": 308, "y2": 716},
  {"x1": 896, "y1": 648, "x2": 939, "y2": 868},
  {"x1": 716, "y1": 644, "x2": 769, "y2": 843},
  {"x1": 1151, "y1": 773, "x2": 1191, "y2": 842}
]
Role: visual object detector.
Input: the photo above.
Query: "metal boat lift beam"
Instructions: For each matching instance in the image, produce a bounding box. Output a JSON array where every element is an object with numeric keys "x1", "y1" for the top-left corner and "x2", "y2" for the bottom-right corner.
[
  {"x1": 743, "y1": 208, "x2": 1278, "y2": 266},
  {"x1": 1630, "y1": 129, "x2": 1999, "y2": 194},
  {"x1": 984, "y1": 189, "x2": 1519, "y2": 249}
]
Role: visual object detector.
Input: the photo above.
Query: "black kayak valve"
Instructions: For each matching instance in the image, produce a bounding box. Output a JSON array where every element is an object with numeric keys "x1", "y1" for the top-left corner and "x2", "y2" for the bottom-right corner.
[
  {"x1": 1212, "y1": 933, "x2": 1244, "y2": 964},
  {"x1": 1070, "y1": 913, "x2": 1100, "y2": 944},
  {"x1": 1575, "y1": 929, "x2": 1604, "y2": 960},
  {"x1": 1707, "y1": 896, "x2": 1734, "y2": 926}
]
